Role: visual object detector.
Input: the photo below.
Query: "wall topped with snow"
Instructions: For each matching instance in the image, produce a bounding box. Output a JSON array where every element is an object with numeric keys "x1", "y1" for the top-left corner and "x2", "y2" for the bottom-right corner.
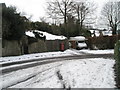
[{"x1": 26, "y1": 30, "x2": 67, "y2": 40}]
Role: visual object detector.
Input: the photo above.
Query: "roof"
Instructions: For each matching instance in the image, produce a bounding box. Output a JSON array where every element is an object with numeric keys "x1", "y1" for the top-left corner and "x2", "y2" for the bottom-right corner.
[
  {"x1": 25, "y1": 30, "x2": 67, "y2": 40},
  {"x1": 89, "y1": 30, "x2": 112, "y2": 37}
]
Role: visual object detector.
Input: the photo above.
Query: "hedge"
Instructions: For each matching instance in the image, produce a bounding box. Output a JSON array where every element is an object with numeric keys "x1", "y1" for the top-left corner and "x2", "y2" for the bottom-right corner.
[{"x1": 114, "y1": 40, "x2": 120, "y2": 88}]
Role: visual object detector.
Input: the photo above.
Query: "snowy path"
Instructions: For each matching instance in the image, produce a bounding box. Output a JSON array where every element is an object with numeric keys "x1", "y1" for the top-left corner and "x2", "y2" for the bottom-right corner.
[{"x1": 1, "y1": 58, "x2": 115, "y2": 89}]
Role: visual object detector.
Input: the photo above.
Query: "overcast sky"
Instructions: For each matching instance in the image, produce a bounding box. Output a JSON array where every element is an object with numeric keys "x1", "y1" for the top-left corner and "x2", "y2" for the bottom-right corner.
[
  {"x1": 1, "y1": 0, "x2": 113, "y2": 29},
  {"x1": 0, "y1": 0, "x2": 109, "y2": 21},
  {"x1": 0, "y1": 0, "x2": 48, "y2": 21}
]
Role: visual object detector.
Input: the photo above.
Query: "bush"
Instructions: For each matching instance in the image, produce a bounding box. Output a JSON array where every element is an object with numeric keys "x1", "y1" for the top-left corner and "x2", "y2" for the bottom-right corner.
[
  {"x1": 114, "y1": 40, "x2": 120, "y2": 88},
  {"x1": 2, "y1": 5, "x2": 25, "y2": 40},
  {"x1": 88, "y1": 35, "x2": 120, "y2": 50}
]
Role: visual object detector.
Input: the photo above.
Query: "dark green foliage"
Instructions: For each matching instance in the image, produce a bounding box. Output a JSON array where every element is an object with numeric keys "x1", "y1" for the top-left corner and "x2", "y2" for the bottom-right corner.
[
  {"x1": 66, "y1": 15, "x2": 79, "y2": 38},
  {"x1": 114, "y1": 40, "x2": 120, "y2": 88},
  {"x1": 2, "y1": 6, "x2": 25, "y2": 40},
  {"x1": 59, "y1": 24, "x2": 91, "y2": 38},
  {"x1": 2, "y1": 5, "x2": 92, "y2": 39},
  {"x1": 114, "y1": 41, "x2": 120, "y2": 61},
  {"x1": 88, "y1": 35, "x2": 120, "y2": 50},
  {"x1": 51, "y1": 24, "x2": 61, "y2": 35},
  {"x1": 2, "y1": 4, "x2": 92, "y2": 40},
  {"x1": 81, "y1": 28, "x2": 91, "y2": 37},
  {"x1": 59, "y1": 24, "x2": 66, "y2": 36},
  {"x1": 29, "y1": 21, "x2": 52, "y2": 34},
  {"x1": 24, "y1": 15, "x2": 91, "y2": 38}
]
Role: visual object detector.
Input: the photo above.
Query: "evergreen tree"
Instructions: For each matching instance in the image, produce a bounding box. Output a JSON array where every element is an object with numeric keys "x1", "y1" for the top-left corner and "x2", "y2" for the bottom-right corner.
[{"x1": 2, "y1": 5, "x2": 25, "y2": 40}]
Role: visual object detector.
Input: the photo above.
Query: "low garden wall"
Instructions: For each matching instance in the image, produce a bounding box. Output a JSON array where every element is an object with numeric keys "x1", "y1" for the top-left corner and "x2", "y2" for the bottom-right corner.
[
  {"x1": 46, "y1": 39, "x2": 69, "y2": 52},
  {"x1": 2, "y1": 40, "x2": 21, "y2": 56},
  {"x1": 2, "y1": 37, "x2": 69, "y2": 57},
  {"x1": 28, "y1": 39, "x2": 47, "y2": 54}
]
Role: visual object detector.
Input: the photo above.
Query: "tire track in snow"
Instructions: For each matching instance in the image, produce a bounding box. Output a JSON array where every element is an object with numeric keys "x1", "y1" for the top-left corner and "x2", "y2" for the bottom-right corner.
[
  {"x1": 2, "y1": 64, "x2": 63, "y2": 89},
  {"x1": 56, "y1": 70, "x2": 71, "y2": 89}
]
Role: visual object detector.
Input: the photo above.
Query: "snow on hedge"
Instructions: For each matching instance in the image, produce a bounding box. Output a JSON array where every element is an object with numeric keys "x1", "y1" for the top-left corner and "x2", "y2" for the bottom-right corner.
[{"x1": 25, "y1": 30, "x2": 66, "y2": 40}]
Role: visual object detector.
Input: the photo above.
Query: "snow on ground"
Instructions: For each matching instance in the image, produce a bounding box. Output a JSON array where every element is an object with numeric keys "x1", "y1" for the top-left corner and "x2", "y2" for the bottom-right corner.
[
  {"x1": 59, "y1": 58, "x2": 115, "y2": 88},
  {"x1": 0, "y1": 49, "x2": 114, "y2": 64},
  {"x1": 0, "y1": 49, "x2": 83, "y2": 64},
  {"x1": 1, "y1": 62, "x2": 63, "y2": 88},
  {"x1": 79, "y1": 49, "x2": 114, "y2": 54},
  {"x1": 2, "y1": 58, "x2": 115, "y2": 88},
  {"x1": 25, "y1": 30, "x2": 66, "y2": 40}
]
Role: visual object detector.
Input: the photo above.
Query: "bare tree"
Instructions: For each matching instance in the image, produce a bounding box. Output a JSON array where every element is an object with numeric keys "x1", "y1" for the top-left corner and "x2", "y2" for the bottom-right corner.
[
  {"x1": 102, "y1": 1, "x2": 120, "y2": 35},
  {"x1": 39, "y1": 17, "x2": 47, "y2": 23},
  {"x1": 47, "y1": 0, "x2": 73, "y2": 24},
  {"x1": 47, "y1": 0, "x2": 74, "y2": 37},
  {"x1": 72, "y1": 0, "x2": 96, "y2": 35},
  {"x1": 46, "y1": 0, "x2": 96, "y2": 37}
]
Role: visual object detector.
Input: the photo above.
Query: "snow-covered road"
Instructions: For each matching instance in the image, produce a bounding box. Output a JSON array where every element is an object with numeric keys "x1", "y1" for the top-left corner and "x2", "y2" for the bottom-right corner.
[
  {"x1": 2, "y1": 58, "x2": 115, "y2": 88},
  {"x1": 0, "y1": 49, "x2": 114, "y2": 64},
  {"x1": 0, "y1": 49, "x2": 116, "y2": 89}
]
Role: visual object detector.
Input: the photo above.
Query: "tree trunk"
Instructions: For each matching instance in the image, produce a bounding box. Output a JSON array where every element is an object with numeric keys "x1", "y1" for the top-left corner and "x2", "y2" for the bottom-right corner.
[{"x1": 112, "y1": 24, "x2": 117, "y2": 35}]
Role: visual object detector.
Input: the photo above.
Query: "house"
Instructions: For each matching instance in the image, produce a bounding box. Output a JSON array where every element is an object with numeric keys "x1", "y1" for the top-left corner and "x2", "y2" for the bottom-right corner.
[{"x1": 90, "y1": 29, "x2": 112, "y2": 37}]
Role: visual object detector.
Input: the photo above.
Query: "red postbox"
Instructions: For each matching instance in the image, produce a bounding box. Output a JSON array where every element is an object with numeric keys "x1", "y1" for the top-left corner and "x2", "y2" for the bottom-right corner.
[{"x1": 60, "y1": 42, "x2": 64, "y2": 51}]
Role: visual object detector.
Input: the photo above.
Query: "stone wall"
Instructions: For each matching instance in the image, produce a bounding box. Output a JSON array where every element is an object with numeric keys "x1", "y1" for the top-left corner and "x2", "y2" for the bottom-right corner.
[
  {"x1": 28, "y1": 39, "x2": 47, "y2": 54},
  {"x1": 28, "y1": 39, "x2": 69, "y2": 53},
  {"x1": 46, "y1": 39, "x2": 69, "y2": 52},
  {"x1": 2, "y1": 40, "x2": 21, "y2": 56},
  {"x1": 46, "y1": 40, "x2": 60, "y2": 52},
  {"x1": 2, "y1": 37, "x2": 69, "y2": 57}
]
